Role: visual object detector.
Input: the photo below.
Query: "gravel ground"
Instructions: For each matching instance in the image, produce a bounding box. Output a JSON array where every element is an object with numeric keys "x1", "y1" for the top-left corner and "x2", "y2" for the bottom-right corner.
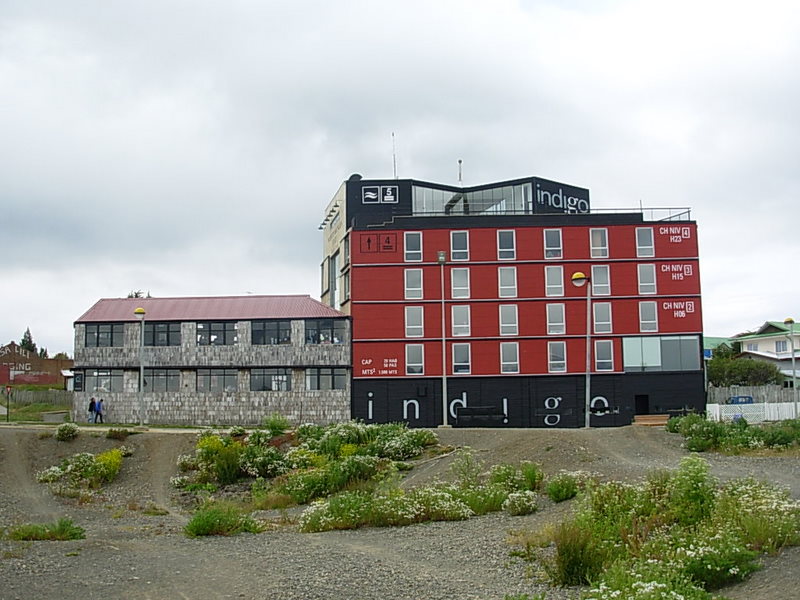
[{"x1": 0, "y1": 423, "x2": 798, "y2": 600}]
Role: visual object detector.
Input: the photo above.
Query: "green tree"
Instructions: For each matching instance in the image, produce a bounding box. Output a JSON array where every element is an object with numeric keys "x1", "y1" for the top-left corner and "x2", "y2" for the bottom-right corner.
[
  {"x1": 52, "y1": 352, "x2": 70, "y2": 360},
  {"x1": 38, "y1": 347, "x2": 49, "y2": 359},
  {"x1": 707, "y1": 356, "x2": 783, "y2": 386},
  {"x1": 20, "y1": 328, "x2": 37, "y2": 353}
]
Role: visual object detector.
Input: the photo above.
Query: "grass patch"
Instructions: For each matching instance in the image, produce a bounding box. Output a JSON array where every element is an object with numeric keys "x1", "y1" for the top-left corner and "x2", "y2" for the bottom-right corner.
[
  {"x1": 5, "y1": 402, "x2": 68, "y2": 422},
  {"x1": 6, "y1": 518, "x2": 85, "y2": 541},
  {"x1": 184, "y1": 501, "x2": 263, "y2": 537}
]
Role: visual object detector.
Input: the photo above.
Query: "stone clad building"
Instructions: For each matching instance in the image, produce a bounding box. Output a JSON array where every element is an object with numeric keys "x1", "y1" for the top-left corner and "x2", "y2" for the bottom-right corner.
[{"x1": 72, "y1": 295, "x2": 350, "y2": 426}]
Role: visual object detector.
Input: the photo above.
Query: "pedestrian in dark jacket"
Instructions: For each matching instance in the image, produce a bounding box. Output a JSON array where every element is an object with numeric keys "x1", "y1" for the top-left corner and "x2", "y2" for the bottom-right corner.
[
  {"x1": 94, "y1": 398, "x2": 104, "y2": 424},
  {"x1": 88, "y1": 397, "x2": 96, "y2": 422}
]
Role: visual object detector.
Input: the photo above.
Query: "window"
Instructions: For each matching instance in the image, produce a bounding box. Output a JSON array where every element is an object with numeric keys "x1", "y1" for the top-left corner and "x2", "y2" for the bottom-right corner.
[
  {"x1": 590, "y1": 228, "x2": 608, "y2": 258},
  {"x1": 746, "y1": 343, "x2": 758, "y2": 351},
  {"x1": 544, "y1": 229, "x2": 562, "y2": 259},
  {"x1": 85, "y1": 323, "x2": 124, "y2": 348},
  {"x1": 593, "y1": 302, "x2": 612, "y2": 334},
  {"x1": 405, "y1": 306, "x2": 424, "y2": 337},
  {"x1": 636, "y1": 227, "x2": 655, "y2": 257},
  {"x1": 591, "y1": 265, "x2": 610, "y2": 295},
  {"x1": 144, "y1": 322, "x2": 181, "y2": 346},
  {"x1": 623, "y1": 336, "x2": 700, "y2": 372},
  {"x1": 776, "y1": 340, "x2": 788, "y2": 353},
  {"x1": 498, "y1": 267, "x2": 517, "y2": 298},
  {"x1": 250, "y1": 368, "x2": 291, "y2": 391},
  {"x1": 142, "y1": 368, "x2": 180, "y2": 392},
  {"x1": 405, "y1": 269, "x2": 423, "y2": 299},
  {"x1": 497, "y1": 230, "x2": 516, "y2": 259},
  {"x1": 453, "y1": 343, "x2": 471, "y2": 373},
  {"x1": 451, "y1": 268, "x2": 470, "y2": 298},
  {"x1": 404, "y1": 232, "x2": 422, "y2": 262},
  {"x1": 406, "y1": 344, "x2": 424, "y2": 375},
  {"x1": 548, "y1": 341, "x2": 566, "y2": 372},
  {"x1": 305, "y1": 319, "x2": 346, "y2": 344},
  {"x1": 639, "y1": 301, "x2": 658, "y2": 332},
  {"x1": 452, "y1": 305, "x2": 470, "y2": 336},
  {"x1": 306, "y1": 367, "x2": 348, "y2": 390},
  {"x1": 638, "y1": 264, "x2": 657, "y2": 294},
  {"x1": 252, "y1": 320, "x2": 291, "y2": 345},
  {"x1": 451, "y1": 231, "x2": 469, "y2": 261},
  {"x1": 197, "y1": 368, "x2": 238, "y2": 393},
  {"x1": 197, "y1": 322, "x2": 237, "y2": 346},
  {"x1": 500, "y1": 342, "x2": 519, "y2": 373},
  {"x1": 499, "y1": 305, "x2": 518, "y2": 335},
  {"x1": 84, "y1": 369, "x2": 123, "y2": 392},
  {"x1": 546, "y1": 304, "x2": 565, "y2": 335},
  {"x1": 545, "y1": 265, "x2": 563, "y2": 296},
  {"x1": 595, "y1": 340, "x2": 614, "y2": 371}
]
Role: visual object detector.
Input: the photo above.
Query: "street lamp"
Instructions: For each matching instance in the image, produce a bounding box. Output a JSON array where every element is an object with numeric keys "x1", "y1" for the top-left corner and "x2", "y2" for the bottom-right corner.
[
  {"x1": 438, "y1": 250, "x2": 449, "y2": 427},
  {"x1": 134, "y1": 307, "x2": 146, "y2": 427},
  {"x1": 784, "y1": 317, "x2": 797, "y2": 419},
  {"x1": 571, "y1": 271, "x2": 592, "y2": 428}
]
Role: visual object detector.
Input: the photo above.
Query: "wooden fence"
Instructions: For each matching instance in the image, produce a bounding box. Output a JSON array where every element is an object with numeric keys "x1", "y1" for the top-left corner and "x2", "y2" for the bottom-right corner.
[
  {"x1": 4, "y1": 389, "x2": 74, "y2": 407},
  {"x1": 707, "y1": 385, "x2": 796, "y2": 405}
]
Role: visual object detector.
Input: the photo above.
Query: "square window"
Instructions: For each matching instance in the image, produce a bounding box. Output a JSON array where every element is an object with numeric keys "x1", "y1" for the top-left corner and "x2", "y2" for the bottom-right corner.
[
  {"x1": 406, "y1": 344, "x2": 424, "y2": 375},
  {"x1": 499, "y1": 305, "x2": 518, "y2": 336},
  {"x1": 548, "y1": 341, "x2": 566, "y2": 372},
  {"x1": 500, "y1": 342, "x2": 519, "y2": 373},
  {"x1": 453, "y1": 343, "x2": 471, "y2": 374},
  {"x1": 776, "y1": 340, "x2": 788, "y2": 353},
  {"x1": 404, "y1": 232, "x2": 422, "y2": 262},
  {"x1": 451, "y1": 268, "x2": 470, "y2": 299},
  {"x1": 499, "y1": 267, "x2": 517, "y2": 298},
  {"x1": 591, "y1": 265, "x2": 610, "y2": 295},
  {"x1": 497, "y1": 230, "x2": 516, "y2": 260},
  {"x1": 405, "y1": 269, "x2": 423, "y2": 299},
  {"x1": 451, "y1": 231, "x2": 469, "y2": 261},
  {"x1": 638, "y1": 264, "x2": 656, "y2": 294},
  {"x1": 590, "y1": 228, "x2": 608, "y2": 258},
  {"x1": 545, "y1": 265, "x2": 563, "y2": 296},
  {"x1": 546, "y1": 303, "x2": 565, "y2": 335},
  {"x1": 544, "y1": 229, "x2": 562, "y2": 259},
  {"x1": 405, "y1": 306, "x2": 424, "y2": 337}
]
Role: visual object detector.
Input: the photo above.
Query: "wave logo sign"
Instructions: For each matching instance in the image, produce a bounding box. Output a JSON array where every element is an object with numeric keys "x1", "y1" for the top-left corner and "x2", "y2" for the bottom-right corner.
[{"x1": 362, "y1": 185, "x2": 399, "y2": 204}]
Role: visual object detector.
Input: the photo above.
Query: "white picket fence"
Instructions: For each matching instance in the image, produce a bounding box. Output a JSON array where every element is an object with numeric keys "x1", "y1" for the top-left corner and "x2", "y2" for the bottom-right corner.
[{"x1": 706, "y1": 403, "x2": 798, "y2": 423}]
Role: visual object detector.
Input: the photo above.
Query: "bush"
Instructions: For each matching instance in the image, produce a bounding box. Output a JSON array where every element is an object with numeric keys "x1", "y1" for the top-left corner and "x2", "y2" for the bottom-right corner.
[
  {"x1": 488, "y1": 464, "x2": 526, "y2": 491},
  {"x1": 240, "y1": 444, "x2": 289, "y2": 479},
  {"x1": 262, "y1": 413, "x2": 290, "y2": 438},
  {"x1": 668, "y1": 455, "x2": 716, "y2": 526},
  {"x1": 7, "y1": 518, "x2": 85, "y2": 541},
  {"x1": 503, "y1": 491, "x2": 539, "y2": 516},
  {"x1": 106, "y1": 428, "x2": 130, "y2": 440},
  {"x1": 184, "y1": 502, "x2": 263, "y2": 537},
  {"x1": 94, "y1": 448, "x2": 123, "y2": 483},
  {"x1": 214, "y1": 443, "x2": 244, "y2": 485},
  {"x1": 519, "y1": 461, "x2": 544, "y2": 490},
  {"x1": 545, "y1": 519, "x2": 608, "y2": 586},
  {"x1": 545, "y1": 473, "x2": 579, "y2": 503},
  {"x1": 452, "y1": 484, "x2": 508, "y2": 515},
  {"x1": 54, "y1": 422, "x2": 79, "y2": 441}
]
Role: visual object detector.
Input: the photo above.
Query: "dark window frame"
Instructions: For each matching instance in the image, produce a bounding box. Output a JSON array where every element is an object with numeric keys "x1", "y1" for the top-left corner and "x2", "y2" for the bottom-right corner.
[
  {"x1": 197, "y1": 368, "x2": 238, "y2": 393},
  {"x1": 250, "y1": 368, "x2": 292, "y2": 391},
  {"x1": 305, "y1": 319, "x2": 346, "y2": 344},
  {"x1": 196, "y1": 322, "x2": 237, "y2": 346},
  {"x1": 252, "y1": 320, "x2": 292, "y2": 345},
  {"x1": 305, "y1": 367, "x2": 348, "y2": 390},
  {"x1": 144, "y1": 322, "x2": 181, "y2": 346},
  {"x1": 84, "y1": 323, "x2": 124, "y2": 348}
]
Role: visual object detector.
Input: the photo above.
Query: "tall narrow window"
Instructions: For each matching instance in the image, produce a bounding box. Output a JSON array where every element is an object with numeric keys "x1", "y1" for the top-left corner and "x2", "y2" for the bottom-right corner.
[
  {"x1": 404, "y1": 232, "x2": 422, "y2": 262},
  {"x1": 405, "y1": 306, "x2": 424, "y2": 337},
  {"x1": 499, "y1": 305, "x2": 518, "y2": 335},
  {"x1": 545, "y1": 265, "x2": 563, "y2": 296},
  {"x1": 498, "y1": 267, "x2": 517, "y2": 298},
  {"x1": 546, "y1": 304, "x2": 565, "y2": 334},
  {"x1": 593, "y1": 302, "x2": 612, "y2": 334},
  {"x1": 500, "y1": 342, "x2": 519, "y2": 373},
  {"x1": 590, "y1": 228, "x2": 608, "y2": 258},
  {"x1": 451, "y1": 231, "x2": 469, "y2": 261},
  {"x1": 406, "y1": 344, "x2": 424, "y2": 375},
  {"x1": 639, "y1": 301, "x2": 658, "y2": 332},
  {"x1": 636, "y1": 227, "x2": 655, "y2": 257},
  {"x1": 591, "y1": 265, "x2": 610, "y2": 296},
  {"x1": 453, "y1": 343, "x2": 471, "y2": 374},
  {"x1": 497, "y1": 230, "x2": 516, "y2": 260},
  {"x1": 548, "y1": 341, "x2": 566, "y2": 373},
  {"x1": 404, "y1": 269, "x2": 423, "y2": 299},
  {"x1": 452, "y1": 305, "x2": 470, "y2": 336},
  {"x1": 451, "y1": 268, "x2": 470, "y2": 299},
  {"x1": 595, "y1": 340, "x2": 614, "y2": 371},
  {"x1": 544, "y1": 229, "x2": 562, "y2": 259},
  {"x1": 638, "y1": 264, "x2": 657, "y2": 294}
]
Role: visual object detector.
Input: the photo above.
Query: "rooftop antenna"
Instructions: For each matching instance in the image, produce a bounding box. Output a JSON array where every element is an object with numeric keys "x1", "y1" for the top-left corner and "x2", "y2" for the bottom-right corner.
[
  {"x1": 458, "y1": 158, "x2": 463, "y2": 186},
  {"x1": 392, "y1": 132, "x2": 398, "y2": 179}
]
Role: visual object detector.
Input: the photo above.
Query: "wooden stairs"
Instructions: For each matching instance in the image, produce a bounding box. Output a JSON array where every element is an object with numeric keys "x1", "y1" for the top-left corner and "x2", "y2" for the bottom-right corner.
[{"x1": 633, "y1": 414, "x2": 670, "y2": 427}]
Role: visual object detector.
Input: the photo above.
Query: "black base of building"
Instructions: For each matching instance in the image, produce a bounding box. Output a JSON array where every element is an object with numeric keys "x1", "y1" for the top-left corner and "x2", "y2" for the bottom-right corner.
[{"x1": 352, "y1": 372, "x2": 705, "y2": 428}]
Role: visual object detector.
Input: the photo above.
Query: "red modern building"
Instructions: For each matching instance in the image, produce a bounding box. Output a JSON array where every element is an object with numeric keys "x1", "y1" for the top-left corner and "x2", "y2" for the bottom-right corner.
[{"x1": 320, "y1": 174, "x2": 704, "y2": 428}]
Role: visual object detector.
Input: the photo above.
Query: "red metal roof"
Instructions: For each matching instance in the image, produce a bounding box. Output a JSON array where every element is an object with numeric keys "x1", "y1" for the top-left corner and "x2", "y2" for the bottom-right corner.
[{"x1": 74, "y1": 295, "x2": 347, "y2": 323}]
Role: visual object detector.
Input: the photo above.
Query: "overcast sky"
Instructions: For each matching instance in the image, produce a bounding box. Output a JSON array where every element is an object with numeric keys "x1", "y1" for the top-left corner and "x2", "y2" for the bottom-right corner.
[{"x1": 1, "y1": 0, "x2": 798, "y2": 355}]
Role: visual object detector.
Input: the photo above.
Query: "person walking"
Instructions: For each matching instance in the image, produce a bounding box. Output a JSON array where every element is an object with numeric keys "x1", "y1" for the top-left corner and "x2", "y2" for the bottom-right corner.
[
  {"x1": 88, "y1": 397, "x2": 96, "y2": 423},
  {"x1": 94, "y1": 398, "x2": 104, "y2": 424}
]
